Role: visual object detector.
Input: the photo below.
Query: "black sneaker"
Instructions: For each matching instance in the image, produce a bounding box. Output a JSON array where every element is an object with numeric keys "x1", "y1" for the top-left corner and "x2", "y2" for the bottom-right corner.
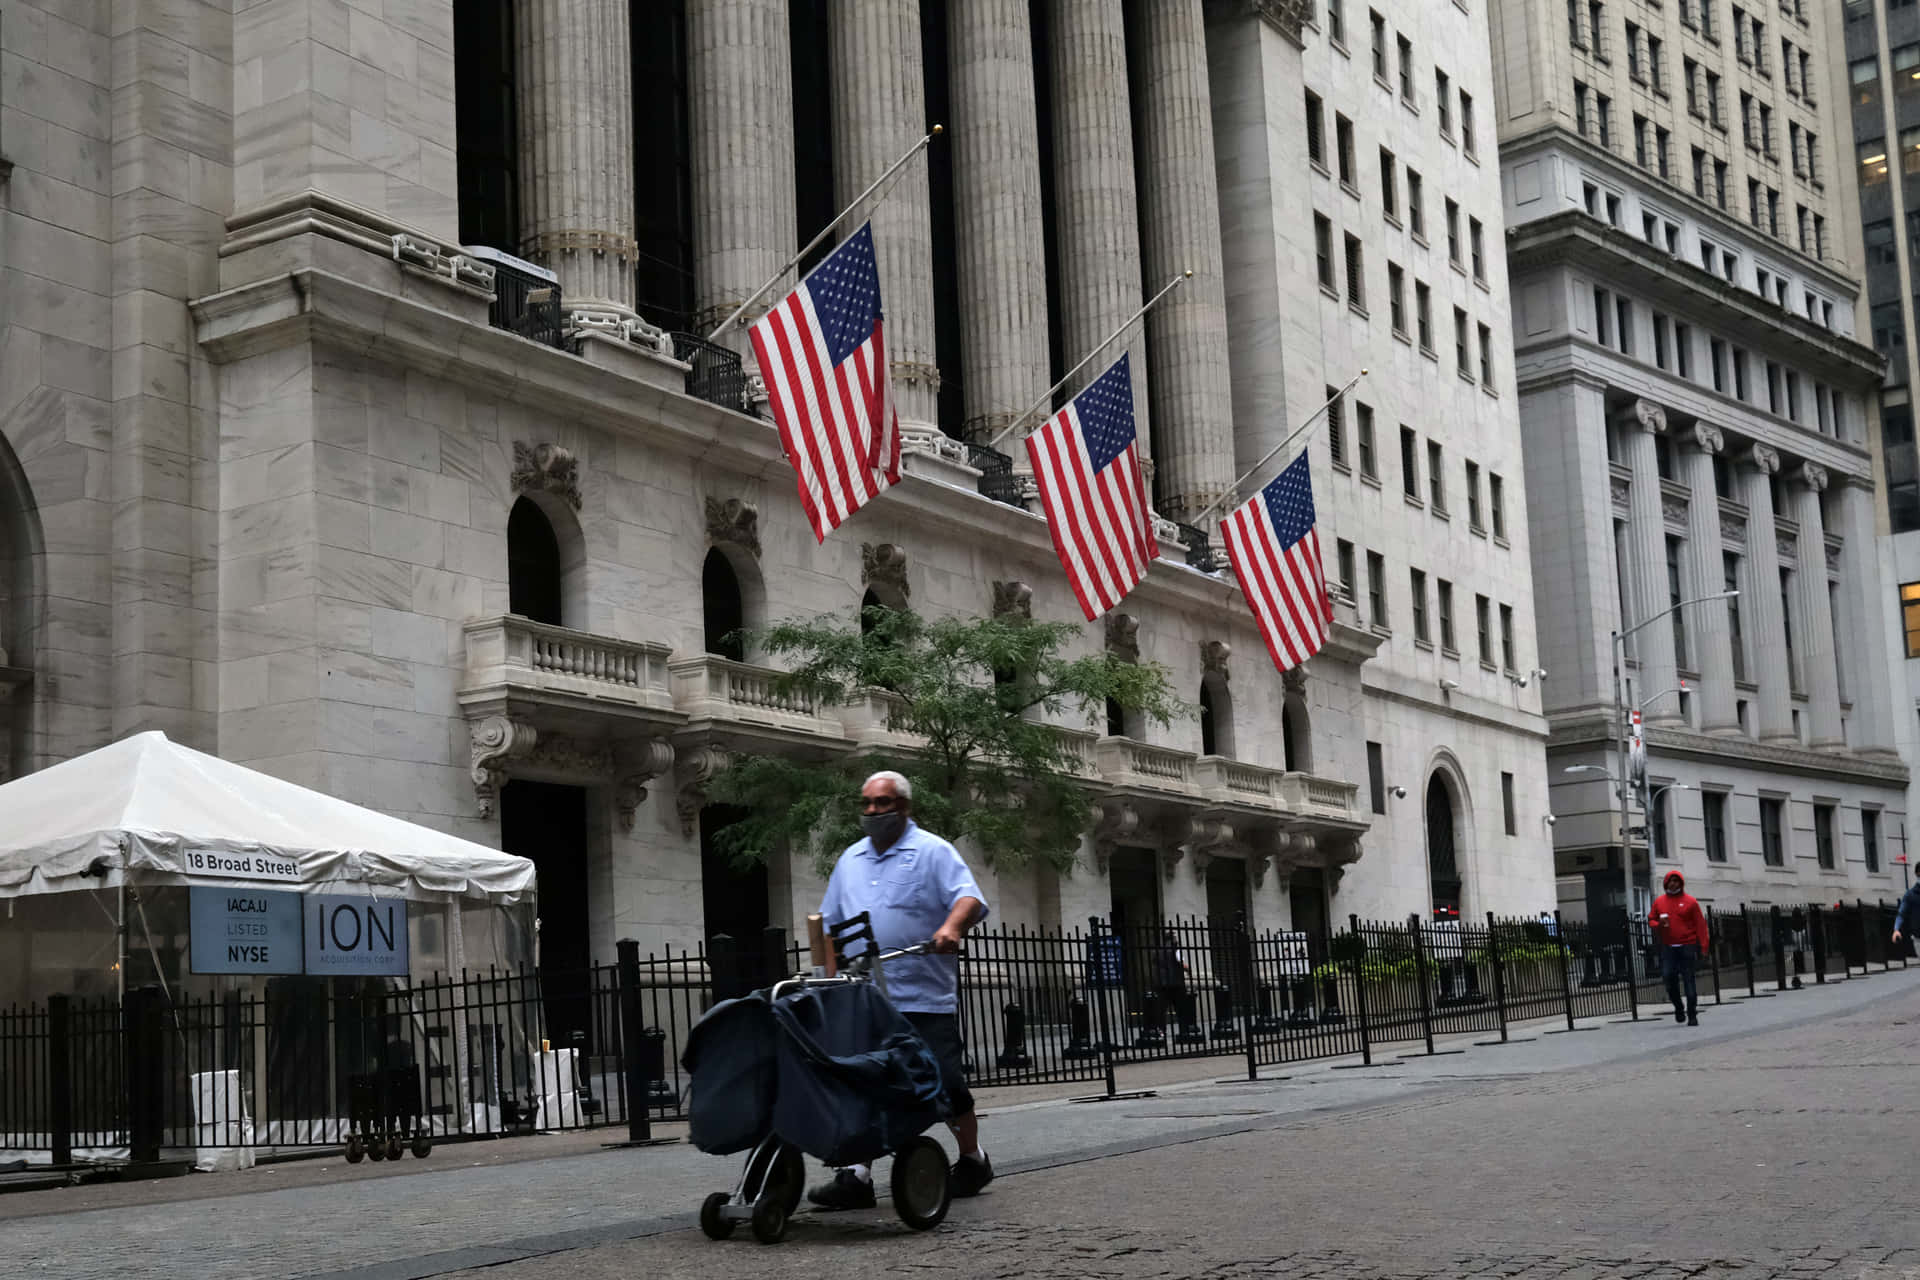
[
  {"x1": 951, "y1": 1151, "x2": 994, "y2": 1198},
  {"x1": 1687, "y1": 1013, "x2": 1699, "y2": 1026},
  {"x1": 1673, "y1": 1009, "x2": 1686, "y2": 1024},
  {"x1": 806, "y1": 1169, "x2": 876, "y2": 1211}
]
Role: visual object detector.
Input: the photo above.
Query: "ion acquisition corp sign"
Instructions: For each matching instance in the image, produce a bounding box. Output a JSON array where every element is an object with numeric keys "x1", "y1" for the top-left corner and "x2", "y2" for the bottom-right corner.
[{"x1": 304, "y1": 894, "x2": 410, "y2": 977}]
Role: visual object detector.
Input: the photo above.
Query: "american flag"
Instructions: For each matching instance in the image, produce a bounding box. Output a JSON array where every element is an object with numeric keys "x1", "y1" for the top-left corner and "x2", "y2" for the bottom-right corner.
[
  {"x1": 749, "y1": 222, "x2": 900, "y2": 543},
  {"x1": 1025, "y1": 354, "x2": 1157, "y2": 621},
  {"x1": 1221, "y1": 452, "x2": 1333, "y2": 673}
]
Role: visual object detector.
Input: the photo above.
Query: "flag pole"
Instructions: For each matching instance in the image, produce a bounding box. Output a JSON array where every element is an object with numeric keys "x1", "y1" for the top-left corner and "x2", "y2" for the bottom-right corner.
[
  {"x1": 984, "y1": 270, "x2": 1193, "y2": 453},
  {"x1": 705, "y1": 125, "x2": 945, "y2": 342},
  {"x1": 1186, "y1": 369, "x2": 1368, "y2": 529}
]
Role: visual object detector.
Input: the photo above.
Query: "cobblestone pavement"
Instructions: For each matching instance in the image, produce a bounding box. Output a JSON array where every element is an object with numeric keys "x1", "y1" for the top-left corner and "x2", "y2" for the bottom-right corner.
[{"x1": 10, "y1": 970, "x2": 1920, "y2": 1279}]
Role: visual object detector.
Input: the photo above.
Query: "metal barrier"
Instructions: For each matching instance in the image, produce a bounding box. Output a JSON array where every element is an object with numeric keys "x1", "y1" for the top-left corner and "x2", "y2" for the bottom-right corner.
[{"x1": 670, "y1": 332, "x2": 750, "y2": 414}]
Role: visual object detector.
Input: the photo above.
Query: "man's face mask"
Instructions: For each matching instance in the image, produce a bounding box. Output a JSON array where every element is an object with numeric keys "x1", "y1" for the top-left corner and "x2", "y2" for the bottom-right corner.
[{"x1": 861, "y1": 810, "x2": 907, "y2": 844}]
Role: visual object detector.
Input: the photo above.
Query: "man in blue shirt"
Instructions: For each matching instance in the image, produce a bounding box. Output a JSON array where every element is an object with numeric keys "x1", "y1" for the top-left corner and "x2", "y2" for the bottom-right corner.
[{"x1": 807, "y1": 770, "x2": 993, "y2": 1210}]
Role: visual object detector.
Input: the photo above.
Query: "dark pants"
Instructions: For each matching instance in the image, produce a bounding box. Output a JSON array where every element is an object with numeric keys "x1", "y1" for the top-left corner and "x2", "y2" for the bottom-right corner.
[
  {"x1": 904, "y1": 1011, "x2": 974, "y2": 1117},
  {"x1": 1662, "y1": 945, "x2": 1699, "y2": 1016}
]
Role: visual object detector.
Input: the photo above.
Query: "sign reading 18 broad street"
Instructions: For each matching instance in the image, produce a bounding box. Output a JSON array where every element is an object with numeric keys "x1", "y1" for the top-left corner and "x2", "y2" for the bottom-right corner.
[
  {"x1": 304, "y1": 894, "x2": 410, "y2": 977},
  {"x1": 182, "y1": 847, "x2": 301, "y2": 882},
  {"x1": 189, "y1": 888, "x2": 304, "y2": 974}
]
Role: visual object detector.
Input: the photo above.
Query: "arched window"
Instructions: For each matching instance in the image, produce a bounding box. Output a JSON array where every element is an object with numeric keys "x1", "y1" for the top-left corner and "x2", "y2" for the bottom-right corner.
[
  {"x1": 1200, "y1": 674, "x2": 1234, "y2": 758},
  {"x1": 1106, "y1": 697, "x2": 1126, "y2": 738},
  {"x1": 702, "y1": 548, "x2": 745, "y2": 661},
  {"x1": 507, "y1": 497, "x2": 564, "y2": 625},
  {"x1": 1281, "y1": 696, "x2": 1309, "y2": 772},
  {"x1": 1426, "y1": 774, "x2": 1462, "y2": 917}
]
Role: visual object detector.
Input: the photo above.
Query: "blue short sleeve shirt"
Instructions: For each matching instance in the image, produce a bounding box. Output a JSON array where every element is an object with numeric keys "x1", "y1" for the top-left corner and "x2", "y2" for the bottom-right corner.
[{"x1": 818, "y1": 821, "x2": 989, "y2": 1014}]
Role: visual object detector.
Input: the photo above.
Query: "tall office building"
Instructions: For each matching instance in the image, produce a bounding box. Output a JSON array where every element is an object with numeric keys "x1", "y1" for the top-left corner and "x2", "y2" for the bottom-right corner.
[{"x1": 1485, "y1": 0, "x2": 1910, "y2": 923}]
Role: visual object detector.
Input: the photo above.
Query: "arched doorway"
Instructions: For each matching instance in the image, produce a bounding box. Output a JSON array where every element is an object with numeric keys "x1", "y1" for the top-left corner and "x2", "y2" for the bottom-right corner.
[
  {"x1": 702, "y1": 548, "x2": 745, "y2": 660},
  {"x1": 1199, "y1": 674, "x2": 1234, "y2": 757},
  {"x1": 1426, "y1": 774, "x2": 1462, "y2": 917},
  {"x1": 700, "y1": 804, "x2": 771, "y2": 991},
  {"x1": 508, "y1": 497, "x2": 564, "y2": 625},
  {"x1": 1281, "y1": 698, "x2": 1309, "y2": 772}
]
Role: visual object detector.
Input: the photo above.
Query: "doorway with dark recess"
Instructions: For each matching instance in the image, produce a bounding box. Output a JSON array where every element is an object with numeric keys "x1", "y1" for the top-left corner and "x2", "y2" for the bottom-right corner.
[
  {"x1": 501, "y1": 780, "x2": 593, "y2": 1048},
  {"x1": 700, "y1": 804, "x2": 771, "y2": 990}
]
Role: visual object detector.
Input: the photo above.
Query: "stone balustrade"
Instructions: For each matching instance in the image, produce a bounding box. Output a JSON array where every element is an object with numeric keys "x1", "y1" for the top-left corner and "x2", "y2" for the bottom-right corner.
[
  {"x1": 669, "y1": 654, "x2": 842, "y2": 740},
  {"x1": 462, "y1": 615, "x2": 675, "y2": 713}
]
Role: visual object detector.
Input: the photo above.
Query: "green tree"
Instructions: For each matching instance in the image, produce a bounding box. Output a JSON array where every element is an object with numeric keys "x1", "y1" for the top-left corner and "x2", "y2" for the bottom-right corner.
[{"x1": 703, "y1": 605, "x2": 1184, "y2": 876}]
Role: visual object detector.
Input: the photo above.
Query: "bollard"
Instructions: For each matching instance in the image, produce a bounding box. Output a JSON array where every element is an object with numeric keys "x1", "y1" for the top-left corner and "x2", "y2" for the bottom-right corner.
[
  {"x1": 1251, "y1": 983, "x2": 1283, "y2": 1034},
  {"x1": 1318, "y1": 975, "x2": 1345, "y2": 1024},
  {"x1": 1289, "y1": 976, "x2": 1317, "y2": 1026},
  {"x1": 996, "y1": 998, "x2": 1033, "y2": 1068},
  {"x1": 616, "y1": 939, "x2": 656, "y2": 1142},
  {"x1": 1174, "y1": 989, "x2": 1206, "y2": 1044},
  {"x1": 1435, "y1": 962, "x2": 1458, "y2": 1008},
  {"x1": 1809, "y1": 906, "x2": 1827, "y2": 986},
  {"x1": 124, "y1": 984, "x2": 166, "y2": 1165},
  {"x1": 1209, "y1": 982, "x2": 1239, "y2": 1041},
  {"x1": 48, "y1": 994, "x2": 72, "y2": 1167},
  {"x1": 1062, "y1": 994, "x2": 1099, "y2": 1059}
]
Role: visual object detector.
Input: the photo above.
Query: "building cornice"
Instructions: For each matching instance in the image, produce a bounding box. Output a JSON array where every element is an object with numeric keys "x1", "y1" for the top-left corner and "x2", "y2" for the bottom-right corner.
[
  {"x1": 1203, "y1": 0, "x2": 1311, "y2": 45},
  {"x1": 1547, "y1": 717, "x2": 1910, "y2": 787},
  {"x1": 1505, "y1": 210, "x2": 1886, "y2": 391}
]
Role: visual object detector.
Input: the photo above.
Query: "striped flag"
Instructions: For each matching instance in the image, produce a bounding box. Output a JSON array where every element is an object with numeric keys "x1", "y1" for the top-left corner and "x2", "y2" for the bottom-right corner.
[
  {"x1": 1024, "y1": 354, "x2": 1157, "y2": 621},
  {"x1": 749, "y1": 222, "x2": 900, "y2": 543},
  {"x1": 1221, "y1": 452, "x2": 1333, "y2": 673}
]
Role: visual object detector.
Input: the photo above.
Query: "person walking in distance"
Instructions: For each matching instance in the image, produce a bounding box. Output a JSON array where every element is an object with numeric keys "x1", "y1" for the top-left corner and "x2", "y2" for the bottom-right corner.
[
  {"x1": 1648, "y1": 870, "x2": 1709, "y2": 1026},
  {"x1": 807, "y1": 770, "x2": 994, "y2": 1210},
  {"x1": 1890, "y1": 876, "x2": 1920, "y2": 957}
]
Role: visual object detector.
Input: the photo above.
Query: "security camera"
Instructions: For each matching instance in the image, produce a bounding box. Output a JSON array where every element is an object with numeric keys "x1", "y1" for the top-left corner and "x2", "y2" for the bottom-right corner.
[
  {"x1": 1440, "y1": 678, "x2": 1460, "y2": 692},
  {"x1": 1390, "y1": 785, "x2": 1408, "y2": 800},
  {"x1": 1544, "y1": 814, "x2": 1558, "y2": 827}
]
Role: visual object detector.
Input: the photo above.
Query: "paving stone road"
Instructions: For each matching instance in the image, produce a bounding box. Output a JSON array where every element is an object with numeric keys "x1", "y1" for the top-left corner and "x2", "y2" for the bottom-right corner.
[{"x1": 9, "y1": 969, "x2": 1920, "y2": 1279}]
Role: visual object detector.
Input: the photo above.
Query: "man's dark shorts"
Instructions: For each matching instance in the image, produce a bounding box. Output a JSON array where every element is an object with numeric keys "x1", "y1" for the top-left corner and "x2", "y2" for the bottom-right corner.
[{"x1": 904, "y1": 1011, "x2": 974, "y2": 1116}]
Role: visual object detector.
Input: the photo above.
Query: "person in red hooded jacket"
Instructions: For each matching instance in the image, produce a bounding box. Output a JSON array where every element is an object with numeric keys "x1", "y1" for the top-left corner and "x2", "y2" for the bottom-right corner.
[{"x1": 1648, "y1": 870, "x2": 1709, "y2": 1026}]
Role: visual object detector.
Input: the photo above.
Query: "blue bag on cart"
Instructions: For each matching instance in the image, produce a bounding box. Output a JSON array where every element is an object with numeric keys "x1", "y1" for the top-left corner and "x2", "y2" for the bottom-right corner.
[
  {"x1": 767, "y1": 980, "x2": 948, "y2": 1167},
  {"x1": 682, "y1": 992, "x2": 778, "y2": 1155}
]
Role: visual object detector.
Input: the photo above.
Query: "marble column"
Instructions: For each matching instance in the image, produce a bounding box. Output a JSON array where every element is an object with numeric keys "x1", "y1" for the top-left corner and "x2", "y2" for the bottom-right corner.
[
  {"x1": 516, "y1": 0, "x2": 639, "y2": 323},
  {"x1": 1131, "y1": 0, "x2": 1237, "y2": 523},
  {"x1": 687, "y1": 0, "x2": 798, "y2": 349},
  {"x1": 948, "y1": 0, "x2": 1050, "y2": 446},
  {"x1": 1833, "y1": 476, "x2": 1898, "y2": 754},
  {"x1": 829, "y1": 0, "x2": 940, "y2": 427},
  {"x1": 1048, "y1": 0, "x2": 1150, "y2": 447},
  {"x1": 1736, "y1": 444, "x2": 1795, "y2": 740},
  {"x1": 1787, "y1": 463, "x2": 1844, "y2": 748},
  {"x1": 1678, "y1": 425, "x2": 1738, "y2": 733},
  {"x1": 1619, "y1": 401, "x2": 1680, "y2": 723}
]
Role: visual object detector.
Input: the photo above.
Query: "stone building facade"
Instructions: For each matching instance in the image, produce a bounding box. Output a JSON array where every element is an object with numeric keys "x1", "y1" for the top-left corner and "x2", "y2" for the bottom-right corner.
[
  {"x1": 0, "y1": 0, "x2": 1552, "y2": 964},
  {"x1": 1485, "y1": 0, "x2": 1911, "y2": 921}
]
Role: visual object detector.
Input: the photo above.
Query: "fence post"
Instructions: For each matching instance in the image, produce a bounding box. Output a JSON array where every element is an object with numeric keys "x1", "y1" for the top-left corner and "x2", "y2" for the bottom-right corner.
[
  {"x1": 124, "y1": 984, "x2": 165, "y2": 1165},
  {"x1": 1088, "y1": 917, "x2": 1118, "y2": 1099},
  {"x1": 1555, "y1": 912, "x2": 1576, "y2": 1031},
  {"x1": 615, "y1": 938, "x2": 655, "y2": 1144},
  {"x1": 1409, "y1": 916, "x2": 1436, "y2": 1056},
  {"x1": 1485, "y1": 913, "x2": 1509, "y2": 1043},
  {"x1": 1348, "y1": 915, "x2": 1373, "y2": 1067},
  {"x1": 1809, "y1": 905, "x2": 1827, "y2": 985},
  {"x1": 1240, "y1": 920, "x2": 1259, "y2": 1081},
  {"x1": 1742, "y1": 906, "x2": 1757, "y2": 996},
  {"x1": 1623, "y1": 907, "x2": 1640, "y2": 1022},
  {"x1": 1707, "y1": 907, "x2": 1724, "y2": 1005},
  {"x1": 1770, "y1": 906, "x2": 1789, "y2": 992},
  {"x1": 47, "y1": 995, "x2": 71, "y2": 1167}
]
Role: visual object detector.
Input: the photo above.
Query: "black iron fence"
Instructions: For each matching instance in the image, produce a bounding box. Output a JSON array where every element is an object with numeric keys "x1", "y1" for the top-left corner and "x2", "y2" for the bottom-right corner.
[
  {"x1": 671, "y1": 332, "x2": 751, "y2": 414},
  {"x1": 4, "y1": 901, "x2": 1907, "y2": 1162}
]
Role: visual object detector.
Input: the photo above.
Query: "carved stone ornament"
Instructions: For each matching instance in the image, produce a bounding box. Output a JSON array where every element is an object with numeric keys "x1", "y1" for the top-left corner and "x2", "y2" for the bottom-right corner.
[
  {"x1": 1825, "y1": 540, "x2": 1842, "y2": 574},
  {"x1": 674, "y1": 745, "x2": 732, "y2": 836},
  {"x1": 1629, "y1": 399, "x2": 1668, "y2": 435},
  {"x1": 527, "y1": 735, "x2": 614, "y2": 778},
  {"x1": 511, "y1": 441, "x2": 582, "y2": 510},
  {"x1": 1743, "y1": 443, "x2": 1781, "y2": 476},
  {"x1": 1282, "y1": 665, "x2": 1309, "y2": 696},
  {"x1": 1091, "y1": 799, "x2": 1143, "y2": 875},
  {"x1": 470, "y1": 716, "x2": 539, "y2": 818},
  {"x1": 1182, "y1": 817, "x2": 1237, "y2": 880},
  {"x1": 705, "y1": 496, "x2": 761, "y2": 560},
  {"x1": 1156, "y1": 845, "x2": 1185, "y2": 882},
  {"x1": 1248, "y1": 852, "x2": 1272, "y2": 890},
  {"x1": 613, "y1": 738, "x2": 676, "y2": 833},
  {"x1": 1795, "y1": 461, "x2": 1829, "y2": 493},
  {"x1": 992, "y1": 580, "x2": 1033, "y2": 620},
  {"x1": 1609, "y1": 473, "x2": 1630, "y2": 513},
  {"x1": 1201, "y1": 639, "x2": 1232, "y2": 678},
  {"x1": 1106, "y1": 612, "x2": 1140, "y2": 664},
  {"x1": 1688, "y1": 423, "x2": 1724, "y2": 455},
  {"x1": 861, "y1": 542, "x2": 911, "y2": 599},
  {"x1": 1661, "y1": 494, "x2": 1689, "y2": 525},
  {"x1": 1719, "y1": 507, "x2": 1747, "y2": 544},
  {"x1": 1776, "y1": 530, "x2": 1798, "y2": 562}
]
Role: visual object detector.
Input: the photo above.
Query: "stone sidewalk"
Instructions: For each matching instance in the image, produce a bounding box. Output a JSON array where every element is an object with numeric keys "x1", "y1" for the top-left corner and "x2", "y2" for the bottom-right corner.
[{"x1": 8, "y1": 967, "x2": 1916, "y2": 1278}]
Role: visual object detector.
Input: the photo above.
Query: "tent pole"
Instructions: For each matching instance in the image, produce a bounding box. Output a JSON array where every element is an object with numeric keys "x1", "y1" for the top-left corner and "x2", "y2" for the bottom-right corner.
[{"x1": 117, "y1": 879, "x2": 127, "y2": 1002}]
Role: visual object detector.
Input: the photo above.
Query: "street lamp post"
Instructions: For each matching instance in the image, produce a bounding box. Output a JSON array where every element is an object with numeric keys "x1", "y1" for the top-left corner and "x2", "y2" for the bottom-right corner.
[{"x1": 1607, "y1": 592, "x2": 1737, "y2": 944}]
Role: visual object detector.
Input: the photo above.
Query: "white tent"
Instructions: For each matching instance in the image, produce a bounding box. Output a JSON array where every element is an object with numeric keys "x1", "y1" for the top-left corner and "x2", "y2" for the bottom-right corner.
[{"x1": 0, "y1": 731, "x2": 534, "y2": 903}]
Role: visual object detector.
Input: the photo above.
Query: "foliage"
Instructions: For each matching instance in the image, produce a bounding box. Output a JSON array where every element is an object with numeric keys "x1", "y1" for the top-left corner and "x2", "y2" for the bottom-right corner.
[{"x1": 704, "y1": 605, "x2": 1186, "y2": 876}]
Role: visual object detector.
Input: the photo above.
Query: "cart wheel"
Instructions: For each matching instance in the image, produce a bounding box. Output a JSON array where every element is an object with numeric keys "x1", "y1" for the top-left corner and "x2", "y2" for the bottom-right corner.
[
  {"x1": 385, "y1": 1135, "x2": 405, "y2": 1162},
  {"x1": 765, "y1": 1142, "x2": 805, "y2": 1217},
  {"x1": 749, "y1": 1194, "x2": 788, "y2": 1245},
  {"x1": 411, "y1": 1136, "x2": 432, "y2": 1159},
  {"x1": 366, "y1": 1134, "x2": 388, "y2": 1161},
  {"x1": 699, "y1": 1192, "x2": 735, "y2": 1241},
  {"x1": 890, "y1": 1136, "x2": 951, "y2": 1231},
  {"x1": 345, "y1": 1135, "x2": 365, "y2": 1164}
]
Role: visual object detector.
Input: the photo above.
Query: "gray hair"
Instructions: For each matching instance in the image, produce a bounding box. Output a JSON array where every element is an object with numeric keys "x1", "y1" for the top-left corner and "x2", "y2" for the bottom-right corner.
[{"x1": 864, "y1": 770, "x2": 913, "y2": 801}]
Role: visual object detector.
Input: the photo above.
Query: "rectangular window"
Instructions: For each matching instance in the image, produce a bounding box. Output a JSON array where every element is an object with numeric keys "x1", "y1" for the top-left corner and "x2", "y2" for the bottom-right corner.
[
  {"x1": 1733, "y1": 348, "x2": 1750, "y2": 400},
  {"x1": 1445, "y1": 199, "x2": 1461, "y2": 265},
  {"x1": 1437, "y1": 579, "x2": 1456, "y2": 651},
  {"x1": 1781, "y1": 568, "x2": 1797, "y2": 692},
  {"x1": 1651, "y1": 787, "x2": 1673, "y2": 861},
  {"x1": 1460, "y1": 90, "x2": 1476, "y2": 157},
  {"x1": 1407, "y1": 169, "x2": 1425, "y2": 236},
  {"x1": 1489, "y1": 473, "x2": 1506, "y2": 539},
  {"x1": 1436, "y1": 68, "x2": 1452, "y2": 135},
  {"x1": 1711, "y1": 337, "x2": 1728, "y2": 392},
  {"x1": 1454, "y1": 307, "x2": 1470, "y2": 377},
  {"x1": 1652, "y1": 314, "x2": 1670, "y2": 369},
  {"x1": 1596, "y1": 92, "x2": 1611, "y2": 147},
  {"x1": 1380, "y1": 147, "x2": 1399, "y2": 219},
  {"x1": 1314, "y1": 214, "x2": 1335, "y2": 290},
  {"x1": 1368, "y1": 741, "x2": 1387, "y2": 813},
  {"x1": 1371, "y1": 9, "x2": 1389, "y2": 79},
  {"x1": 1649, "y1": 34, "x2": 1664, "y2": 92},
  {"x1": 1428, "y1": 440, "x2": 1446, "y2": 510},
  {"x1": 1627, "y1": 19, "x2": 1643, "y2": 78},
  {"x1": 1499, "y1": 602, "x2": 1516, "y2": 670},
  {"x1": 1760, "y1": 797, "x2": 1785, "y2": 866},
  {"x1": 1616, "y1": 296, "x2": 1633, "y2": 354},
  {"x1": 1328, "y1": 0, "x2": 1345, "y2": 42},
  {"x1": 1305, "y1": 90, "x2": 1326, "y2": 167},
  {"x1": 1326, "y1": 385, "x2": 1347, "y2": 468},
  {"x1": 1707, "y1": 72, "x2": 1723, "y2": 126},
  {"x1": 1861, "y1": 139, "x2": 1890, "y2": 187},
  {"x1": 1575, "y1": 80, "x2": 1591, "y2": 136},
  {"x1": 1416, "y1": 281, "x2": 1434, "y2": 350},
  {"x1": 1344, "y1": 233, "x2": 1365, "y2": 307},
  {"x1": 1635, "y1": 113, "x2": 1650, "y2": 166},
  {"x1": 1401, "y1": 426, "x2": 1420, "y2": 498},
  {"x1": 1357, "y1": 402, "x2": 1377, "y2": 479},
  {"x1": 1685, "y1": 57, "x2": 1701, "y2": 114},
  {"x1": 1594, "y1": 286, "x2": 1612, "y2": 346},
  {"x1": 1865, "y1": 810, "x2": 1882, "y2": 874},
  {"x1": 1714, "y1": 158, "x2": 1728, "y2": 208},
  {"x1": 1479, "y1": 322, "x2": 1494, "y2": 386},
  {"x1": 1726, "y1": 553, "x2": 1747, "y2": 681},
  {"x1": 1502, "y1": 771, "x2": 1517, "y2": 836},
  {"x1": 1692, "y1": 146, "x2": 1707, "y2": 197},
  {"x1": 1674, "y1": 323, "x2": 1692, "y2": 378},
  {"x1": 1901, "y1": 582, "x2": 1920, "y2": 658},
  {"x1": 1667, "y1": 535, "x2": 1688, "y2": 666},
  {"x1": 1398, "y1": 34, "x2": 1415, "y2": 102},
  {"x1": 1336, "y1": 538, "x2": 1357, "y2": 599},
  {"x1": 1469, "y1": 217, "x2": 1485, "y2": 282},
  {"x1": 1815, "y1": 804, "x2": 1835, "y2": 870},
  {"x1": 1656, "y1": 127, "x2": 1671, "y2": 178},
  {"x1": 1476, "y1": 593, "x2": 1493, "y2": 664},
  {"x1": 1466, "y1": 460, "x2": 1483, "y2": 529},
  {"x1": 1411, "y1": 568, "x2": 1430, "y2": 642},
  {"x1": 1388, "y1": 263, "x2": 1407, "y2": 336},
  {"x1": 1367, "y1": 551, "x2": 1387, "y2": 627},
  {"x1": 1336, "y1": 114, "x2": 1356, "y2": 185},
  {"x1": 1703, "y1": 791, "x2": 1729, "y2": 863}
]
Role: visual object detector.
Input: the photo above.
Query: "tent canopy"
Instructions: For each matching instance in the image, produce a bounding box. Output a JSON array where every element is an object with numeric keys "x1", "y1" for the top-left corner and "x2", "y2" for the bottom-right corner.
[{"x1": 0, "y1": 732, "x2": 535, "y2": 903}]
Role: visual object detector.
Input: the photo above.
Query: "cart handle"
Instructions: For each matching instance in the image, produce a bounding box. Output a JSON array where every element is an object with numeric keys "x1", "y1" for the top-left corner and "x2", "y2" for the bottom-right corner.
[{"x1": 807, "y1": 913, "x2": 831, "y2": 973}]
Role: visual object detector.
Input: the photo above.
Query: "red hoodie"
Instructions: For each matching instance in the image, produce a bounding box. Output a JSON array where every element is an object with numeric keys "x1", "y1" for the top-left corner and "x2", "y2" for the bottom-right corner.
[{"x1": 1648, "y1": 873, "x2": 1709, "y2": 950}]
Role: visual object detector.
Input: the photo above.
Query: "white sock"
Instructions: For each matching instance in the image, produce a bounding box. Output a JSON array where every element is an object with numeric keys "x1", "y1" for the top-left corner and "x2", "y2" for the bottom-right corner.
[
  {"x1": 962, "y1": 1145, "x2": 985, "y2": 1163},
  {"x1": 847, "y1": 1163, "x2": 872, "y2": 1183}
]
